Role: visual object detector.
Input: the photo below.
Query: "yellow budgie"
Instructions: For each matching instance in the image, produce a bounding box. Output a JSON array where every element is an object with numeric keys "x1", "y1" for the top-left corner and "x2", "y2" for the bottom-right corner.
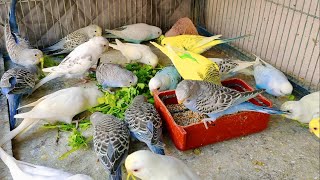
[
  {"x1": 150, "y1": 42, "x2": 221, "y2": 85},
  {"x1": 160, "y1": 34, "x2": 250, "y2": 54},
  {"x1": 309, "y1": 117, "x2": 319, "y2": 138}
]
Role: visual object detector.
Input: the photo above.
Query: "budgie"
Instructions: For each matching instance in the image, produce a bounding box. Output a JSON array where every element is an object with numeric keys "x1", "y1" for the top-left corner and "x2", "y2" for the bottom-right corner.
[
  {"x1": 5, "y1": 20, "x2": 43, "y2": 68},
  {"x1": 204, "y1": 102, "x2": 290, "y2": 129},
  {"x1": 125, "y1": 95, "x2": 165, "y2": 155},
  {"x1": 96, "y1": 63, "x2": 138, "y2": 90},
  {"x1": 175, "y1": 80, "x2": 264, "y2": 127},
  {"x1": 209, "y1": 58, "x2": 255, "y2": 80},
  {"x1": 42, "y1": 25, "x2": 102, "y2": 55},
  {"x1": 125, "y1": 150, "x2": 200, "y2": 180},
  {"x1": 0, "y1": 147, "x2": 93, "y2": 180},
  {"x1": 253, "y1": 55, "x2": 293, "y2": 96},
  {"x1": 151, "y1": 42, "x2": 221, "y2": 85},
  {"x1": 281, "y1": 91, "x2": 320, "y2": 123},
  {"x1": 0, "y1": 66, "x2": 38, "y2": 130},
  {"x1": 105, "y1": 23, "x2": 162, "y2": 43},
  {"x1": 0, "y1": 87, "x2": 103, "y2": 146},
  {"x1": 165, "y1": 17, "x2": 198, "y2": 37},
  {"x1": 32, "y1": 36, "x2": 109, "y2": 92},
  {"x1": 109, "y1": 39, "x2": 159, "y2": 67},
  {"x1": 148, "y1": 66, "x2": 181, "y2": 94},
  {"x1": 309, "y1": 117, "x2": 319, "y2": 138},
  {"x1": 90, "y1": 112, "x2": 130, "y2": 180},
  {"x1": 160, "y1": 34, "x2": 250, "y2": 54}
]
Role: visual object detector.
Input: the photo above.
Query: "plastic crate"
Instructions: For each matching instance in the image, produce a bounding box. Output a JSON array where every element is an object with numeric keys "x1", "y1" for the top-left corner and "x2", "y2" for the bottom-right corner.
[{"x1": 153, "y1": 78, "x2": 272, "y2": 151}]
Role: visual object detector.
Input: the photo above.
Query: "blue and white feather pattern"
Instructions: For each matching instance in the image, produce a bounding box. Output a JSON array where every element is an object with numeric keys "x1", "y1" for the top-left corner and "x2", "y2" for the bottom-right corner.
[{"x1": 149, "y1": 66, "x2": 182, "y2": 93}]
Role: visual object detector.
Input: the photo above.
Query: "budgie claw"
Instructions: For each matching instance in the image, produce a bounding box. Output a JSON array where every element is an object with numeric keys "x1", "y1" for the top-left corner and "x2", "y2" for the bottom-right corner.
[{"x1": 202, "y1": 118, "x2": 217, "y2": 129}]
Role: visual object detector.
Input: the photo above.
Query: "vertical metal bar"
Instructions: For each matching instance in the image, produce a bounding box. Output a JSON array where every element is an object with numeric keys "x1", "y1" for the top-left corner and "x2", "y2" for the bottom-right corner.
[
  {"x1": 264, "y1": 0, "x2": 280, "y2": 58},
  {"x1": 41, "y1": 0, "x2": 50, "y2": 47},
  {"x1": 69, "y1": 0, "x2": 75, "y2": 30},
  {"x1": 150, "y1": 0, "x2": 153, "y2": 24},
  {"x1": 236, "y1": 0, "x2": 247, "y2": 44},
  {"x1": 270, "y1": 0, "x2": 287, "y2": 62},
  {"x1": 48, "y1": 0, "x2": 58, "y2": 41},
  {"x1": 286, "y1": 0, "x2": 308, "y2": 73},
  {"x1": 231, "y1": 0, "x2": 240, "y2": 38},
  {"x1": 249, "y1": 0, "x2": 264, "y2": 52},
  {"x1": 272, "y1": 0, "x2": 293, "y2": 66},
  {"x1": 55, "y1": 0, "x2": 64, "y2": 37},
  {"x1": 62, "y1": 0, "x2": 69, "y2": 34},
  {"x1": 253, "y1": 0, "x2": 268, "y2": 53},
  {"x1": 26, "y1": 0, "x2": 37, "y2": 47},
  {"x1": 34, "y1": 0, "x2": 43, "y2": 47},
  {"x1": 309, "y1": 54, "x2": 319, "y2": 88},
  {"x1": 222, "y1": 0, "x2": 230, "y2": 37},
  {"x1": 95, "y1": 0, "x2": 98, "y2": 25},
  {"x1": 302, "y1": 1, "x2": 319, "y2": 88},
  {"x1": 279, "y1": 0, "x2": 298, "y2": 69},
  {"x1": 245, "y1": 0, "x2": 257, "y2": 50},
  {"x1": 76, "y1": 0, "x2": 81, "y2": 28},
  {"x1": 219, "y1": 1, "x2": 225, "y2": 33},
  {"x1": 258, "y1": 0, "x2": 272, "y2": 57},
  {"x1": 242, "y1": 0, "x2": 252, "y2": 47},
  {"x1": 102, "y1": 0, "x2": 105, "y2": 28},
  {"x1": 88, "y1": 0, "x2": 92, "y2": 24},
  {"x1": 125, "y1": 0, "x2": 127, "y2": 25},
  {"x1": 220, "y1": 0, "x2": 228, "y2": 36},
  {"x1": 82, "y1": 0, "x2": 86, "y2": 25}
]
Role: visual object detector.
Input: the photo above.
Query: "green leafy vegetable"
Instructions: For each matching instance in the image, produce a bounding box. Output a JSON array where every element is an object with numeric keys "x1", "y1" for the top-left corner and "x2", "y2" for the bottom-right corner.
[
  {"x1": 42, "y1": 119, "x2": 92, "y2": 159},
  {"x1": 90, "y1": 63, "x2": 162, "y2": 119}
]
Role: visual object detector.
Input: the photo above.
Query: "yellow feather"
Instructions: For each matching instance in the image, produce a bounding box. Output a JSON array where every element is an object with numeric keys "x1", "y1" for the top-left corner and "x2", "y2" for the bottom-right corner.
[
  {"x1": 309, "y1": 117, "x2": 320, "y2": 138},
  {"x1": 161, "y1": 34, "x2": 250, "y2": 54},
  {"x1": 151, "y1": 42, "x2": 221, "y2": 85}
]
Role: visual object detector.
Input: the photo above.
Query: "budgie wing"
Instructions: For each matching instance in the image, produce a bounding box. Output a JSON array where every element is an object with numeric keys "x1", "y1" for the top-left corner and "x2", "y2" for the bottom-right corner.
[
  {"x1": 0, "y1": 68, "x2": 35, "y2": 94},
  {"x1": 195, "y1": 82, "x2": 242, "y2": 114},
  {"x1": 43, "y1": 56, "x2": 92, "y2": 74}
]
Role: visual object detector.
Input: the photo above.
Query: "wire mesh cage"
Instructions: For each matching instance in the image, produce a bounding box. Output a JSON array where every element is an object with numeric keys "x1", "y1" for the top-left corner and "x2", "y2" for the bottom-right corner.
[{"x1": 1, "y1": 0, "x2": 318, "y2": 93}]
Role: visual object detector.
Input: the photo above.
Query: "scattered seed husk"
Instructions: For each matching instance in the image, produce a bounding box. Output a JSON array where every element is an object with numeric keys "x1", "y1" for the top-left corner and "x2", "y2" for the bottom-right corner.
[{"x1": 166, "y1": 104, "x2": 208, "y2": 126}]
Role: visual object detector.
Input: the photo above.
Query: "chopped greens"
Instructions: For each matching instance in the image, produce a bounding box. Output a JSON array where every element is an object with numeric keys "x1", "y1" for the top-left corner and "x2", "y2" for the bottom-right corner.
[
  {"x1": 90, "y1": 63, "x2": 162, "y2": 119},
  {"x1": 42, "y1": 119, "x2": 92, "y2": 159}
]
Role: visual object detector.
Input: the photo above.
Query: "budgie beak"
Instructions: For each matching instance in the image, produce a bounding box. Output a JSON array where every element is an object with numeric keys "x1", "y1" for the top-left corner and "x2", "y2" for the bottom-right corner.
[
  {"x1": 126, "y1": 172, "x2": 137, "y2": 180},
  {"x1": 178, "y1": 98, "x2": 186, "y2": 104},
  {"x1": 156, "y1": 35, "x2": 165, "y2": 44},
  {"x1": 39, "y1": 57, "x2": 44, "y2": 69}
]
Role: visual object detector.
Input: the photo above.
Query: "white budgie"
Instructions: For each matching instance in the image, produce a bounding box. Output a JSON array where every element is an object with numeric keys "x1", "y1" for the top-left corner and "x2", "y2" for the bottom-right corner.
[
  {"x1": 125, "y1": 150, "x2": 200, "y2": 180},
  {"x1": 0, "y1": 147, "x2": 93, "y2": 180},
  {"x1": 253, "y1": 55, "x2": 293, "y2": 96},
  {"x1": 0, "y1": 86, "x2": 103, "y2": 146},
  {"x1": 109, "y1": 39, "x2": 159, "y2": 67},
  {"x1": 32, "y1": 36, "x2": 109, "y2": 92},
  {"x1": 208, "y1": 58, "x2": 255, "y2": 80},
  {"x1": 105, "y1": 23, "x2": 162, "y2": 43},
  {"x1": 42, "y1": 25, "x2": 102, "y2": 55},
  {"x1": 281, "y1": 91, "x2": 320, "y2": 123}
]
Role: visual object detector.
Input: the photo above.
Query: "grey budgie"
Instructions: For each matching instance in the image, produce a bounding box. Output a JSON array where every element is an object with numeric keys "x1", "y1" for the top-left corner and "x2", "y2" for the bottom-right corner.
[
  {"x1": 90, "y1": 112, "x2": 130, "y2": 180},
  {"x1": 5, "y1": 24, "x2": 44, "y2": 67},
  {"x1": 96, "y1": 63, "x2": 138, "y2": 90},
  {"x1": 42, "y1": 25, "x2": 102, "y2": 55},
  {"x1": 125, "y1": 95, "x2": 165, "y2": 155},
  {"x1": 175, "y1": 80, "x2": 264, "y2": 126},
  {"x1": 209, "y1": 58, "x2": 255, "y2": 80}
]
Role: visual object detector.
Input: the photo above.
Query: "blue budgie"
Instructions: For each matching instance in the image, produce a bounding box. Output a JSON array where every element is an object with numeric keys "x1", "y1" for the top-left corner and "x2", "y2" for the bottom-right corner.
[
  {"x1": 148, "y1": 66, "x2": 182, "y2": 94},
  {"x1": 175, "y1": 80, "x2": 264, "y2": 128},
  {"x1": 253, "y1": 55, "x2": 293, "y2": 96},
  {"x1": 105, "y1": 23, "x2": 162, "y2": 43},
  {"x1": 90, "y1": 112, "x2": 130, "y2": 180},
  {"x1": 96, "y1": 63, "x2": 137, "y2": 90},
  {"x1": 125, "y1": 95, "x2": 165, "y2": 155},
  {"x1": 42, "y1": 24, "x2": 102, "y2": 55},
  {"x1": 0, "y1": 66, "x2": 38, "y2": 130}
]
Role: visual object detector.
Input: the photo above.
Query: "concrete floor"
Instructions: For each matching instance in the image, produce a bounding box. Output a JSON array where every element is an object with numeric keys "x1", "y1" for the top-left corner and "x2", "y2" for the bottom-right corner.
[{"x1": 0, "y1": 45, "x2": 319, "y2": 180}]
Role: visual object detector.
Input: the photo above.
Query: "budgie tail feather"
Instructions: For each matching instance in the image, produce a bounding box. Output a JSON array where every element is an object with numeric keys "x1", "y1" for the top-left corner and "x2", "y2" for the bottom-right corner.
[{"x1": 7, "y1": 94, "x2": 22, "y2": 130}]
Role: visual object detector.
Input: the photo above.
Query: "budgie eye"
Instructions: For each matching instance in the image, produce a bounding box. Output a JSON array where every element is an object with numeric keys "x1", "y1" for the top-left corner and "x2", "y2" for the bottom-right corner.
[
  {"x1": 314, "y1": 127, "x2": 318, "y2": 130},
  {"x1": 103, "y1": 44, "x2": 107, "y2": 47},
  {"x1": 186, "y1": 99, "x2": 190, "y2": 103},
  {"x1": 95, "y1": 30, "x2": 97, "y2": 32},
  {"x1": 34, "y1": 54, "x2": 37, "y2": 56},
  {"x1": 133, "y1": 169, "x2": 139, "y2": 172}
]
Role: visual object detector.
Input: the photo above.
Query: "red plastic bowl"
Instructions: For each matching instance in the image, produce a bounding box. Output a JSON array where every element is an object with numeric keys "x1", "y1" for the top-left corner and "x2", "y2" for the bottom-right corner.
[{"x1": 153, "y1": 78, "x2": 272, "y2": 151}]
